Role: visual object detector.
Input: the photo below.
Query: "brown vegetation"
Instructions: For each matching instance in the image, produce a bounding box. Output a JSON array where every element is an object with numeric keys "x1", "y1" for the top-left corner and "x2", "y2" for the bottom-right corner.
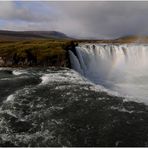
[{"x1": 0, "y1": 39, "x2": 71, "y2": 67}]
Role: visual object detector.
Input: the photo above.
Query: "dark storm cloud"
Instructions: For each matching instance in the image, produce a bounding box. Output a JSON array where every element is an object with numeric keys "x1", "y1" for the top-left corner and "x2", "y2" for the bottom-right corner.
[{"x1": 1, "y1": 1, "x2": 148, "y2": 39}]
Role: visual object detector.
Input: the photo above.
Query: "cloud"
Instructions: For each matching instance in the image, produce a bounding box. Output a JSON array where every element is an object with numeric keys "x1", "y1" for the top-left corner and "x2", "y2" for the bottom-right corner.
[
  {"x1": 1, "y1": 1, "x2": 148, "y2": 39},
  {"x1": 50, "y1": 1, "x2": 148, "y2": 38},
  {"x1": 0, "y1": 1, "x2": 58, "y2": 22}
]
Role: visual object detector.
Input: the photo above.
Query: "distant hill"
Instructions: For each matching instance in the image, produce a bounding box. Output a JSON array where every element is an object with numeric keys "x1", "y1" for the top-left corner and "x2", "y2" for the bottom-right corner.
[
  {"x1": 113, "y1": 35, "x2": 148, "y2": 43},
  {"x1": 0, "y1": 31, "x2": 148, "y2": 43},
  {"x1": 0, "y1": 30, "x2": 71, "y2": 40},
  {"x1": 76, "y1": 35, "x2": 148, "y2": 44}
]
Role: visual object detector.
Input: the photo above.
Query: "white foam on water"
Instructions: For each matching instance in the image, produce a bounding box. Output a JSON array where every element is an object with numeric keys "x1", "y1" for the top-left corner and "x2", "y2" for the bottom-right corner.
[
  {"x1": 0, "y1": 68, "x2": 5, "y2": 71},
  {"x1": 38, "y1": 68, "x2": 143, "y2": 104},
  {"x1": 39, "y1": 69, "x2": 90, "y2": 85},
  {"x1": 4, "y1": 87, "x2": 33, "y2": 105},
  {"x1": 0, "y1": 67, "x2": 10, "y2": 71},
  {"x1": 110, "y1": 106, "x2": 134, "y2": 114},
  {"x1": 12, "y1": 70, "x2": 28, "y2": 76},
  {"x1": 5, "y1": 94, "x2": 15, "y2": 102}
]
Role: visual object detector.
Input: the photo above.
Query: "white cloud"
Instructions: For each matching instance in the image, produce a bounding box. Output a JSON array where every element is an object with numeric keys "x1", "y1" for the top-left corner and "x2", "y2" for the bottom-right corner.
[
  {"x1": 1, "y1": 1, "x2": 148, "y2": 39},
  {"x1": 0, "y1": 1, "x2": 15, "y2": 19}
]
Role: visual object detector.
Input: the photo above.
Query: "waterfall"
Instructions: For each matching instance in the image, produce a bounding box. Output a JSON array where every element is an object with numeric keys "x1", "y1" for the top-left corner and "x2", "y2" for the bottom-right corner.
[{"x1": 69, "y1": 43, "x2": 148, "y2": 100}]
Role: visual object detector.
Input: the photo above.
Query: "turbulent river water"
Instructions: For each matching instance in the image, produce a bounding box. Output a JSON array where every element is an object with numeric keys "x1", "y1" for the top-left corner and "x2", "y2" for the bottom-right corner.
[{"x1": 1, "y1": 44, "x2": 148, "y2": 146}]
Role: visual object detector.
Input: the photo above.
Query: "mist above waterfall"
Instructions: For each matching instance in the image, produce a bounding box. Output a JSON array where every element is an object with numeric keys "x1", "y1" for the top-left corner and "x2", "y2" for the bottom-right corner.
[{"x1": 70, "y1": 44, "x2": 148, "y2": 101}]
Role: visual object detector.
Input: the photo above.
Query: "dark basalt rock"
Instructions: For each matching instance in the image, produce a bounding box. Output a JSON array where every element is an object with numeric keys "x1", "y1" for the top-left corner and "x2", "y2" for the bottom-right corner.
[
  {"x1": 65, "y1": 41, "x2": 78, "y2": 57},
  {"x1": 64, "y1": 41, "x2": 78, "y2": 68},
  {"x1": 25, "y1": 50, "x2": 37, "y2": 66}
]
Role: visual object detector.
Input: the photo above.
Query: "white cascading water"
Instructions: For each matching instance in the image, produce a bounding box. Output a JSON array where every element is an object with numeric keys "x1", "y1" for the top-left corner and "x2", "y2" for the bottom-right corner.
[{"x1": 69, "y1": 44, "x2": 148, "y2": 102}]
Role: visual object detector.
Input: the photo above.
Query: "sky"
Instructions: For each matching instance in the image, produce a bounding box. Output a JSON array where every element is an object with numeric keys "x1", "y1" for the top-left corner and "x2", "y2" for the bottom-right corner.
[{"x1": 0, "y1": 1, "x2": 148, "y2": 39}]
